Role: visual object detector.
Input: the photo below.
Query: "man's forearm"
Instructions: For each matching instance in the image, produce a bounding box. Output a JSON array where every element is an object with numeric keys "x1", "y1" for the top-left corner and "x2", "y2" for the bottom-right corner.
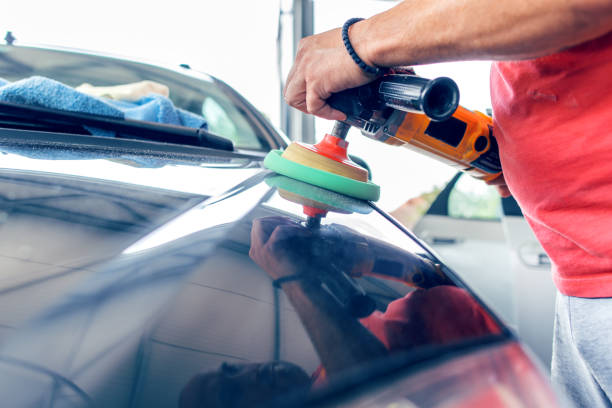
[
  {"x1": 282, "y1": 281, "x2": 387, "y2": 375},
  {"x1": 352, "y1": 0, "x2": 612, "y2": 67}
]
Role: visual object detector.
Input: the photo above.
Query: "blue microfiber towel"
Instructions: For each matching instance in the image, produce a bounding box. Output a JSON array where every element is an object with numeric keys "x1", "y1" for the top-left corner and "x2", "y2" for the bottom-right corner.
[
  {"x1": 108, "y1": 95, "x2": 206, "y2": 129},
  {"x1": 0, "y1": 76, "x2": 208, "y2": 131},
  {"x1": 0, "y1": 76, "x2": 124, "y2": 120},
  {"x1": 0, "y1": 76, "x2": 209, "y2": 166}
]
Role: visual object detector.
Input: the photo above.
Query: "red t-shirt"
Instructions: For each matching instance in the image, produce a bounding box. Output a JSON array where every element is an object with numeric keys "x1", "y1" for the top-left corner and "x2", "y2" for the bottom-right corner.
[
  {"x1": 360, "y1": 286, "x2": 500, "y2": 350},
  {"x1": 490, "y1": 31, "x2": 612, "y2": 297}
]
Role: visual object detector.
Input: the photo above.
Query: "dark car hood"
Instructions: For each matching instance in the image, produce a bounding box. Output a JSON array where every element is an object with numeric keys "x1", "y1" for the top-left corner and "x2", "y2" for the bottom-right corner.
[
  {"x1": 0, "y1": 147, "x2": 509, "y2": 407},
  {"x1": 0, "y1": 149, "x2": 279, "y2": 405},
  {"x1": 0, "y1": 148, "x2": 264, "y2": 266}
]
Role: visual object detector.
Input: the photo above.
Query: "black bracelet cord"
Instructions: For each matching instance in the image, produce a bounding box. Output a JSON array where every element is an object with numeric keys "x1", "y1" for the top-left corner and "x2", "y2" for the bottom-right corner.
[
  {"x1": 273, "y1": 274, "x2": 309, "y2": 288},
  {"x1": 342, "y1": 18, "x2": 387, "y2": 76}
]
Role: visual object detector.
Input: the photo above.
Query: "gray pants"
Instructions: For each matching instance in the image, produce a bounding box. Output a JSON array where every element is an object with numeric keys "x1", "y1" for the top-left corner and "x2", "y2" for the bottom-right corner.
[{"x1": 552, "y1": 293, "x2": 612, "y2": 407}]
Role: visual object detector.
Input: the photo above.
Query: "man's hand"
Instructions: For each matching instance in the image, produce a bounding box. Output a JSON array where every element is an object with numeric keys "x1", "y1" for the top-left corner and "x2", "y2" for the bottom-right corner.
[
  {"x1": 249, "y1": 216, "x2": 313, "y2": 280},
  {"x1": 283, "y1": 24, "x2": 379, "y2": 121},
  {"x1": 486, "y1": 173, "x2": 511, "y2": 198},
  {"x1": 284, "y1": 0, "x2": 612, "y2": 121}
]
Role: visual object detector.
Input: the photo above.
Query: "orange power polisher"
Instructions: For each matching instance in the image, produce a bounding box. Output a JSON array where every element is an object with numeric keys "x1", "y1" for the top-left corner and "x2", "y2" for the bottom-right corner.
[
  {"x1": 264, "y1": 73, "x2": 502, "y2": 226},
  {"x1": 326, "y1": 74, "x2": 502, "y2": 182}
]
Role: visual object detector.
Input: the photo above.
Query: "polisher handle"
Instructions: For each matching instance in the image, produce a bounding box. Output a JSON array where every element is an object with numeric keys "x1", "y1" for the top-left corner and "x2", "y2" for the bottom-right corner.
[{"x1": 328, "y1": 74, "x2": 460, "y2": 122}]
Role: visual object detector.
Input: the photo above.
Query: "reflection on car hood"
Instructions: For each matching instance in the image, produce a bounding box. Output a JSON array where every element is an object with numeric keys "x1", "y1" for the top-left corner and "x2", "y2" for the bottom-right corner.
[
  {"x1": 0, "y1": 149, "x2": 509, "y2": 408},
  {"x1": 0, "y1": 151, "x2": 278, "y2": 406},
  {"x1": 0, "y1": 151, "x2": 264, "y2": 265}
]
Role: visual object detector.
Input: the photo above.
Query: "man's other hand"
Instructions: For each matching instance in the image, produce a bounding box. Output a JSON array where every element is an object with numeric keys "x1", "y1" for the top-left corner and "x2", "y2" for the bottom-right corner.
[
  {"x1": 283, "y1": 23, "x2": 380, "y2": 121},
  {"x1": 249, "y1": 216, "x2": 313, "y2": 280},
  {"x1": 486, "y1": 173, "x2": 511, "y2": 198}
]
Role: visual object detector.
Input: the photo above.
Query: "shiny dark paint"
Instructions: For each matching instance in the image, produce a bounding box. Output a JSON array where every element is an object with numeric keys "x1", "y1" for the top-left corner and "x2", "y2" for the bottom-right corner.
[{"x1": 0, "y1": 44, "x2": 556, "y2": 407}]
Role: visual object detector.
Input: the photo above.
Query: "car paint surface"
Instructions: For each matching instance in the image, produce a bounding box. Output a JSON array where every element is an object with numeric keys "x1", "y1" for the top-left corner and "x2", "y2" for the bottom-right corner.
[
  {"x1": 0, "y1": 45, "x2": 557, "y2": 407},
  {"x1": 414, "y1": 172, "x2": 556, "y2": 368},
  {"x1": 0, "y1": 143, "x2": 557, "y2": 407},
  {"x1": 324, "y1": 342, "x2": 557, "y2": 408}
]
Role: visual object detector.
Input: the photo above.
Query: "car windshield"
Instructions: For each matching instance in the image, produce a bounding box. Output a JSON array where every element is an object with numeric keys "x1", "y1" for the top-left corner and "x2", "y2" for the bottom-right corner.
[
  {"x1": 0, "y1": 45, "x2": 270, "y2": 151},
  {"x1": 0, "y1": 145, "x2": 507, "y2": 407}
]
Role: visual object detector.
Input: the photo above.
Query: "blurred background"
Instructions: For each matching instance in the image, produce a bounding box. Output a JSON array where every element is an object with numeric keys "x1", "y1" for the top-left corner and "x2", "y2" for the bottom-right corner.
[
  {"x1": 2, "y1": 0, "x2": 492, "y2": 209},
  {"x1": 1, "y1": 0, "x2": 555, "y2": 369}
]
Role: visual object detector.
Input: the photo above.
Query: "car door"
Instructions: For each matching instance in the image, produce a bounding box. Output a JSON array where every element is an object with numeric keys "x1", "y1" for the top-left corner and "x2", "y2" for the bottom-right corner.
[
  {"x1": 413, "y1": 172, "x2": 555, "y2": 367},
  {"x1": 413, "y1": 173, "x2": 515, "y2": 326},
  {"x1": 500, "y1": 198, "x2": 555, "y2": 367}
]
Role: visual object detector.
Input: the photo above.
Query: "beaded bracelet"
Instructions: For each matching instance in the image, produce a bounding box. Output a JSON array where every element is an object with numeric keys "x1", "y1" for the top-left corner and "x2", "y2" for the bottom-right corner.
[
  {"x1": 273, "y1": 274, "x2": 308, "y2": 288},
  {"x1": 342, "y1": 18, "x2": 386, "y2": 76}
]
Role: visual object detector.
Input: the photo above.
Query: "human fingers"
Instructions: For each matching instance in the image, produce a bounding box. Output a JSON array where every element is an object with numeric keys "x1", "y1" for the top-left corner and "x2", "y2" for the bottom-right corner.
[
  {"x1": 283, "y1": 57, "x2": 306, "y2": 111},
  {"x1": 496, "y1": 185, "x2": 511, "y2": 198},
  {"x1": 283, "y1": 74, "x2": 309, "y2": 115},
  {"x1": 250, "y1": 218, "x2": 303, "y2": 274},
  {"x1": 266, "y1": 223, "x2": 312, "y2": 253},
  {"x1": 485, "y1": 173, "x2": 506, "y2": 186},
  {"x1": 250, "y1": 223, "x2": 312, "y2": 279},
  {"x1": 250, "y1": 217, "x2": 297, "y2": 248},
  {"x1": 485, "y1": 174, "x2": 511, "y2": 197},
  {"x1": 286, "y1": 74, "x2": 345, "y2": 120},
  {"x1": 284, "y1": 28, "x2": 376, "y2": 120},
  {"x1": 305, "y1": 85, "x2": 346, "y2": 121}
]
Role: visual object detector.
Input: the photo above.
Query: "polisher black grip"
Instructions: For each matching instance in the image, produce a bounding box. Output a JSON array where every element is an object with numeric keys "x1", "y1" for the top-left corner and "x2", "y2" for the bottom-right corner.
[
  {"x1": 328, "y1": 74, "x2": 460, "y2": 122},
  {"x1": 327, "y1": 82, "x2": 380, "y2": 120}
]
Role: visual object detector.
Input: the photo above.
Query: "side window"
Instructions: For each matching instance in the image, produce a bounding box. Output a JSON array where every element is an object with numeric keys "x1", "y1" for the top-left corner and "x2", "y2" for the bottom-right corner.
[{"x1": 447, "y1": 174, "x2": 501, "y2": 220}]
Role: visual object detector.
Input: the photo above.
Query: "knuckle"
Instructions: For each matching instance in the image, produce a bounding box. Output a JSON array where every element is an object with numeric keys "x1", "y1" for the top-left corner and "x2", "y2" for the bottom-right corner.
[
  {"x1": 295, "y1": 40, "x2": 307, "y2": 56},
  {"x1": 285, "y1": 94, "x2": 299, "y2": 108},
  {"x1": 305, "y1": 96, "x2": 320, "y2": 114},
  {"x1": 297, "y1": 37, "x2": 310, "y2": 49},
  {"x1": 283, "y1": 87, "x2": 297, "y2": 105}
]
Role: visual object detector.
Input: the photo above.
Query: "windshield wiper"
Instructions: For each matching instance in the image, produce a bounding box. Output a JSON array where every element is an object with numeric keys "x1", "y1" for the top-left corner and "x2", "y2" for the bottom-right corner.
[{"x1": 0, "y1": 101, "x2": 234, "y2": 151}]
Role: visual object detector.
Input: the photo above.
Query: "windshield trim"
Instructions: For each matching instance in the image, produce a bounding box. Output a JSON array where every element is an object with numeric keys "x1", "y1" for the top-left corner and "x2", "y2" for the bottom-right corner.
[
  {"x1": 0, "y1": 127, "x2": 264, "y2": 161},
  {"x1": 0, "y1": 101, "x2": 235, "y2": 151}
]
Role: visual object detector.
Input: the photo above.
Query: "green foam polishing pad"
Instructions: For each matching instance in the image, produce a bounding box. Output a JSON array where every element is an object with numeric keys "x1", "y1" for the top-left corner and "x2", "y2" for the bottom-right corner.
[
  {"x1": 264, "y1": 150, "x2": 380, "y2": 201},
  {"x1": 266, "y1": 175, "x2": 372, "y2": 215}
]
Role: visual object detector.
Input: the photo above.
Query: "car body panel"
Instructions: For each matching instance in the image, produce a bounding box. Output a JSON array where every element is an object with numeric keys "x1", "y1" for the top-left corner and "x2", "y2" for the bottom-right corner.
[
  {"x1": 0, "y1": 145, "x2": 558, "y2": 407},
  {"x1": 414, "y1": 173, "x2": 515, "y2": 325},
  {"x1": 0, "y1": 156, "x2": 274, "y2": 407},
  {"x1": 0, "y1": 45, "x2": 557, "y2": 407},
  {"x1": 323, "y1": 341, "x2": 557, "y2": 407},
  {"x1": 502, "y1": 213, "x2": 555, "y2": 368},
  {"x1": 414, "y1": 172, "x2": 555, "y2": 367}
]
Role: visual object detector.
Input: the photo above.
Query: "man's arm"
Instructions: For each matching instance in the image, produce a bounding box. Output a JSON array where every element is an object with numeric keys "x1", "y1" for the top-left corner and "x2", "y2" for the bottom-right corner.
[
  {"x1": 284, "y1": 0, "x2": 612, "y2": 119},
  {"x1": 249, "y1": 217, "x2": 387, "y2": 374},
  {"x1": 355, "y1": 0, "x2": 612, "y2": 65},
  {"x1": 278, "y1": 279, "x2": 388, "y2": 375}
]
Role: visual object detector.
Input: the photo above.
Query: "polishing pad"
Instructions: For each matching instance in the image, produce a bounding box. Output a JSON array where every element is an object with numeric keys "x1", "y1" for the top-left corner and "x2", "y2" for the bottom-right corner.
[
  {"x1": 266, "y1": 175, "x2": 372, "y2": 215},
  {"x1": 264, "y1": 150, "x2": 380, "y2": 201}
]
